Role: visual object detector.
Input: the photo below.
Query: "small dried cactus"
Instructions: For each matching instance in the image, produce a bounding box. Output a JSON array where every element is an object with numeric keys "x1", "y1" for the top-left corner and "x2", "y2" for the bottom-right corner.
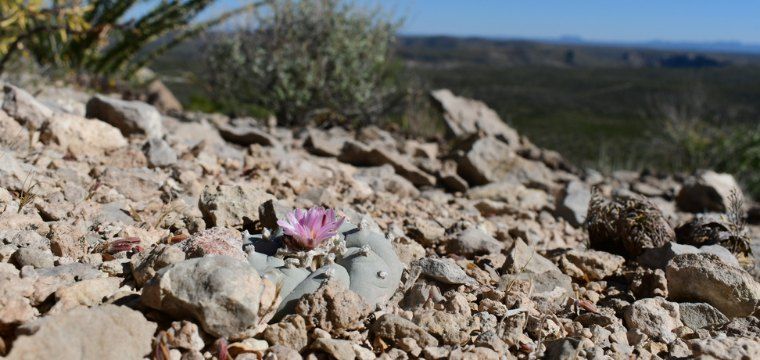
[{"x1": 586, "y1": 187, "x2": 674, "y2": 257}]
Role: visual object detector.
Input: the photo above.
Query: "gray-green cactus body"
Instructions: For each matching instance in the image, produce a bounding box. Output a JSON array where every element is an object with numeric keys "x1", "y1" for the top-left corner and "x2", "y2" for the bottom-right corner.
[{"x1": 248, "y1": 221, "x2": 402, "y2": 320}]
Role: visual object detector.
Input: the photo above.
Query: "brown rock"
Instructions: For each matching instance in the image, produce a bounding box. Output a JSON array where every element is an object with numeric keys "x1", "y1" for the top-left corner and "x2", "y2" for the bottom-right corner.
[
  {"x1": 371, "y1": 314, "x2": 439, "y2": 348},
  {"x1": 295, "y1": 279, "x2": 372, "y2": 333},
  {"x1": 262, "y1": 315, "x2": 308, "y2": 352},
  {"x1": 198, "y1": 184, "x2": 274, "y2": 228},
  {"x1": 179, "y1": 227, "x2": 245, "y2": 260},
  {"x1": 5, "y1": 305, "x2": 156, "y2": 360}
]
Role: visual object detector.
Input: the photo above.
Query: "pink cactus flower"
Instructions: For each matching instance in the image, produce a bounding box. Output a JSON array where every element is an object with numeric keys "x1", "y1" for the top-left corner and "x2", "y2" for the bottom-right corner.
[{"x1": 277, "y1": 207, "x2": 345, "y2": 250}]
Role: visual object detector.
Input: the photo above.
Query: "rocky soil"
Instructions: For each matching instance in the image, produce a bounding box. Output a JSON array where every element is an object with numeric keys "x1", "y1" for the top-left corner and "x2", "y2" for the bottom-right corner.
[{"x1": 0, "y1": 81, "x2": 759, "y2": 359}]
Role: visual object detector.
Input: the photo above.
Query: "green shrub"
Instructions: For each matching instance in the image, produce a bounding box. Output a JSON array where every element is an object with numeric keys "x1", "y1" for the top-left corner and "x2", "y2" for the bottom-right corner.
[
  {"x1": 0, "y1": 0, "x2": 260, "y2": 78},
  {"x1": 203, "y1": 0, "x2": 402, "y2": 125}
]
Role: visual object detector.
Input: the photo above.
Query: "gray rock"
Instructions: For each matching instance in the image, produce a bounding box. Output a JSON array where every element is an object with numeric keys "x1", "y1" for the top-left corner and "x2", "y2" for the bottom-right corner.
[
  {"x1": 413, "y1": 257, "x2": 476, "y2": 285},
  {"x1": 143, "y1": 137, "x2": 177, "y2": 168},
  {"x1": 198, "y1": 184, "x2": 274, "y2": 228},
  {"x1": 624, "y1": 297, "x2": 683, "y2": 343},
  {"x1": 667, "y1": 253, "x2": 760, "y2": 318},
  {"x1": 12, "y1": 248, "x2": 54, "y2": 269},
  {"x1": 2, "y1": 84, "x2": 53, "y2": 128},
  {"x1": 446, "y1": 228, "x2": 504, "y2": 256},
  {"x1": 86, "y1": 94, "x2": 163, "y2": 138},
  {"x1": 555, "y1": 180, "x2": 591, "y2": 227},
  {"x1": 5, "y1": 305, "x2": 156, "y2": 360},
  {"x1": 638, "y1": 242, "x2": 740, "y2": 270},
  {"x1": 679, "y1": 302, "x2": 729, "y2": 330},
  {"x1": 543, "y1": 337, "x2": 581, "y2": 360},
  {"x1": 141, "y1": 256, "x2": 279, "y2": 339},
  {"x1": 430, "y1": 89, "x2": 520, "y2": 145},
  {"x1": 676, "y1": 170, "x2": 742, "y2": 213}
]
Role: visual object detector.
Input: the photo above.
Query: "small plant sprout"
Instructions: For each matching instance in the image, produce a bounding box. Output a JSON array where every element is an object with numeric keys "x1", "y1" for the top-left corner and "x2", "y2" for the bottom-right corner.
[
  {"x1": 277, "y1": 207, "x2": 345, "y2": 251},
  {"x1": 15, "y1": 171, "x2": 39, "y2": 214}
]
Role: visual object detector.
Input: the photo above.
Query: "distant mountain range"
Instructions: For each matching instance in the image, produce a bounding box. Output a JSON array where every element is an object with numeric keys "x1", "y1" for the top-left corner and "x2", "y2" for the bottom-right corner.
[
  {"x1": 399, "y1": 34, "x2": 760, "y2": 56},
  {"x1": 397, "y1": 35, "x2": 760, "y2": 68},
  {"x1": 546, "y1": 36, "x2": 760, "y2": 55}
]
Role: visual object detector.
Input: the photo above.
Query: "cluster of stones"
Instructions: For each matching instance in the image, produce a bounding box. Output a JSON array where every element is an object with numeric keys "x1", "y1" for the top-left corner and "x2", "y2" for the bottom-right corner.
[{"x1": 0, "y1": 80, "x2": 758, "y2": 359}]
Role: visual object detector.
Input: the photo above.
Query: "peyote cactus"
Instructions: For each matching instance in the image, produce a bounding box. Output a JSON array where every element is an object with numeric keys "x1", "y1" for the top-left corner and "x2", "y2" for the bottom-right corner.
[{"x1": 247, "y1": 207, "x2": 403, "y2": 319}]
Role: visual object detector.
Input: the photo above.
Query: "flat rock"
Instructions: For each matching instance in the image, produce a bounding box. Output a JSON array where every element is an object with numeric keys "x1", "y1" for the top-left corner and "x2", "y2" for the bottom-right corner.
[
  {"x1": 49, "y1": 277, "x2": 121, "y2": 313},
  {"x1": 666, "y1": 253, "x2": 760, "y2": 318},
  {"x1": 12, "y1": 248, "x2": 54, "y2": 269},
  {"x1": 624, "y1": 297, "x2": 683, "y2": 343},
  {"x1": 86, "y1": 94, "x2": 163, "y2": 138},
  {"x1": 413, "y1": 257, "x2": 476, "y2": 285},
  {"x1": 689, "y1": 337, "x2": 760, "y2": 360},
  {"x1": 339, "y1": 140, "x2": 435, "y2": 186},
  {"x1": 217, "y1": 119, "x2": 278, "y2": 147},
  {"x1": 446, "y1": 228, "x2": 504, "y2": 256},
  {"x1": 179, "y1": 227, "x2": 245, "y2": 260},
  {"x1": 141, "y1": 256, "x2": 278, "y2": 339},
  {"x1": 679, "y1": 302, "x2": 729, "y2": 330},
  {"x1": 560, "y1": 249, "x2": 625, "y2": 281},
  {"x1": 5, "y1": 305, "x2": 156, "y2": 360},
  {"x1": 638, "y1": 242, "x2": 739, "y2": 270}
]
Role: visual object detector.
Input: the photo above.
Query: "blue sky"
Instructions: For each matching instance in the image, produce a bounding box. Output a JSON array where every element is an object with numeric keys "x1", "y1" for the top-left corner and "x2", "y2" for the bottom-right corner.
[{"x1": 136, "y1": 0, "x2": 760, "y2": 44}]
